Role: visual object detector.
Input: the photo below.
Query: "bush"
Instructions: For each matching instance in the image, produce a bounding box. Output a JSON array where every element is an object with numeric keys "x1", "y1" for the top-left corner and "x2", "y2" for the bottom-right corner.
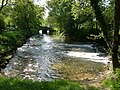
[
  {"x1": 2, "y1": 31, "x2": 26, "y2": 46},
  {"x1": 0, "y1": 31, "x2": 27, "y2": 54},
  {"x1": 0, "y1": 35, "x2": 10, "y2": 45},
  {"x1": 0, "y1": 28, "x2": 39, "y2": 54}
]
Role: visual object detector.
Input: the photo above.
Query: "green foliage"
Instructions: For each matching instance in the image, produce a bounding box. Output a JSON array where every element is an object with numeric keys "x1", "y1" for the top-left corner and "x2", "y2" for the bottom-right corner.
[
  {"x1": 1, "y1": 0, "x2": 44, "y2": 36},
  {"x1": 0, "y1": 30, "x2": 26, "y2": 54},
  {"x1": 13, "y1": 0, "x2": 44, "y2": 32},
  {"x1": 2, "y1": 31, "x2": 25, "y2": 46},
  {"x1": 85, "y1": 86, "x2": 99, "y2": 90},
  {"x1": 0, "y1": 77, "x2": 84, "y2": 90},
  {"x1": 0, "y1": 35, "x2": 9, "y2": 44},
  {"x1": 46, "y1": 0, "x2": 102, "y2": 41},
  {"x1": 0, "y1": 18, "x2": 5, "y2": 34},
  {"x1": 0, "y1": 45, "x2": 9, "y2": 54},
  {"x1": 46, "y1": 0, "x2": 74, "y2": 33},
  {"x1": 104, "y1": 69, "x2": 120, "y2": 90},
  {"x1": 0, "y1": 35, "x2": 11, "y2": 52},
  {"x1": 71, "y1": 0, "x2": 93, "y2": 20}
]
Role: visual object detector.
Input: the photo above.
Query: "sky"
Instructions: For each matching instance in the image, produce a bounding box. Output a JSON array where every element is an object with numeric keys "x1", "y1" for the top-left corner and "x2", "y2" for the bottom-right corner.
[{"x1": 34, "y1": 0, "x2": 47, "y2": 6}]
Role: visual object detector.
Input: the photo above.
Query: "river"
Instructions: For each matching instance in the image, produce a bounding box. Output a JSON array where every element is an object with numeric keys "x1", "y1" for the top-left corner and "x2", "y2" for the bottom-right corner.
[{"x1": 1, "y1": 34, "x2": 110, "y2": 81}]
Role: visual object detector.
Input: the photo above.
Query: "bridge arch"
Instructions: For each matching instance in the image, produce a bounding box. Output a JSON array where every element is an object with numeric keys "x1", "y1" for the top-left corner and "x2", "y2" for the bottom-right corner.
[{"x1": 39, "y1": 26, "x2": 55, "y2": 35}]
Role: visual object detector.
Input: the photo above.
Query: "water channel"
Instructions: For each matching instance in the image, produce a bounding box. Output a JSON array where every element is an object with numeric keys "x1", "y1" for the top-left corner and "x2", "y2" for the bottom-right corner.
[{"x1": 2, "y1": 34, "x2": 110, "y2": 81}]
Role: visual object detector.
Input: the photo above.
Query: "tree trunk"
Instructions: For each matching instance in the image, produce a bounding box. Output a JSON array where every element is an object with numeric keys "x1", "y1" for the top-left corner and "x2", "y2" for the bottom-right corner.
[
  {"x1": 112, "y1": 0, "x2": 120, "y2": 70},
  {"x1": 90, "y1": 0, "x2": 120, "y2": 70}
]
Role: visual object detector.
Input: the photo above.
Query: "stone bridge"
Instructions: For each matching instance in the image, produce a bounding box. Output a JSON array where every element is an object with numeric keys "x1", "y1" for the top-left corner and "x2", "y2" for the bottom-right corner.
[{"x1": 39, "y1": 26, "x2": 55, "y2": 35}]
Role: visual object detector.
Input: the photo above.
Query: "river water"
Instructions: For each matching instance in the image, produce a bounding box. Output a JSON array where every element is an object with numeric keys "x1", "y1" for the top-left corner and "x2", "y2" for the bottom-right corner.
[{"x1": 2, "y1": 34, "x2": 110, "y2": 81}]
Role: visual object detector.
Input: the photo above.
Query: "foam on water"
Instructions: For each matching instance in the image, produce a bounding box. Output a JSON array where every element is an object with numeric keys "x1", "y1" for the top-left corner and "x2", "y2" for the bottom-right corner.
[
  {"x1": 42, "y1": 34, "x2": 52, "y2": 43},
  {"x1": 66, "y1": 51, "x2": 110, "y2": 64}
]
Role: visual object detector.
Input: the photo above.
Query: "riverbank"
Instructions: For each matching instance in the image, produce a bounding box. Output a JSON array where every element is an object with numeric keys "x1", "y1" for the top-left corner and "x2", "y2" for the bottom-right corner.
[{"x1": 52, "y1": 57, "x2": 111, "y2": 89}]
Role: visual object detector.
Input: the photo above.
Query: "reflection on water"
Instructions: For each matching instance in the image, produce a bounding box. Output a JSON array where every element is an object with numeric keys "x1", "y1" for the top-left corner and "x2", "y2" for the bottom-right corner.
[{"x1": 2, "y1": 35, "x2": 110, "y2": 81}]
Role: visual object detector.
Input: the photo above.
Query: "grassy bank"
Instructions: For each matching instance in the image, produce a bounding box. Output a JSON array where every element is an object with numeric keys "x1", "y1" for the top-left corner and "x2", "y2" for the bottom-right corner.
[
  {"x1": 0, "y1": 76, "x2": 85, "y2": 90},
  {"x1": 104, "y1": 69, "x2": 120, "y2": 90}
]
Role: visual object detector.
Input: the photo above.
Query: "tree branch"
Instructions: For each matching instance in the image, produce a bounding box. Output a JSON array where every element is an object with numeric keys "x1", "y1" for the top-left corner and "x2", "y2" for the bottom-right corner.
[{"x1": 0, "y1": 0, "x2": 8, "y2": 11}]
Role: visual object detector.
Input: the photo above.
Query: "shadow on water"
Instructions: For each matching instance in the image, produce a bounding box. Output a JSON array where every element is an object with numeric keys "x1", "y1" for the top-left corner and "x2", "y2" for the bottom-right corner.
[{"x1": 1, "y1": 34, "x2": 110, "y2": 82}]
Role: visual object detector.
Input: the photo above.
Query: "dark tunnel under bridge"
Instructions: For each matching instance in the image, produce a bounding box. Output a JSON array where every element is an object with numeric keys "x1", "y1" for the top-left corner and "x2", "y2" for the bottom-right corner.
[{"x1": 39, "y1": 27, "x2": 55, "y2": 35}]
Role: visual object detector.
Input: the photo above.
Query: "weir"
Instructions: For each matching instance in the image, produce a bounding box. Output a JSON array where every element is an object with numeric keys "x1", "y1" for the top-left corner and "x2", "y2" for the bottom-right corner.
[{"x1": 2, "y1": 34, "x2": 110, "y2": 81}]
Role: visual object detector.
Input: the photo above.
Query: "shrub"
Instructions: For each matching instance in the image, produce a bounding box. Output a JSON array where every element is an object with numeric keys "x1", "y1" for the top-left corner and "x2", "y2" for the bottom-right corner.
[
  {"x1": 2, "y1": 31, "x2": 26, "y2": 46},
  {"x1": 0, "y1": 35, "x2": 10, "y2": 45}
]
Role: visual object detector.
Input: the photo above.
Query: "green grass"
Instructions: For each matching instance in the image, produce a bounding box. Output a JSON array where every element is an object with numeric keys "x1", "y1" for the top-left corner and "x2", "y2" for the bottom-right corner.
[
  {"x1": 104, "y1": 69, "x2": 120, "y2": 90},
  {"x1": 0, "y1": 77, "x2": 85, "y2": 90}
]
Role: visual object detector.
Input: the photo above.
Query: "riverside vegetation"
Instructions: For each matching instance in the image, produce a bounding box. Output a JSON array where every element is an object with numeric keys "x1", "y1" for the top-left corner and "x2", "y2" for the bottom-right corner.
[{"x1": 0, "y1": 30, "x2": 39, "y2": 69}]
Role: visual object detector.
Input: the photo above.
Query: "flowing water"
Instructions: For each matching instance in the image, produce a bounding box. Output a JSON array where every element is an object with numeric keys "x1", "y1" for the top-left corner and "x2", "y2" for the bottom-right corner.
[{"x1": 2, "y1": 34, "x2": 110, "y2": 81}]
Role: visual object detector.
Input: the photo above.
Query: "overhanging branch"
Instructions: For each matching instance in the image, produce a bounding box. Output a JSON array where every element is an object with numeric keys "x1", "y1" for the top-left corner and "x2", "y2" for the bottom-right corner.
[{"x1": 0, "y1": 0, "x2": 8, "y2": 11}]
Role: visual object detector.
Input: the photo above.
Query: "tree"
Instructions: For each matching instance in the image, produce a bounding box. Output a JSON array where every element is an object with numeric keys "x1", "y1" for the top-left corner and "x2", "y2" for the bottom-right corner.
[
  {"x1": 12, "y1": 0, "x2": 44, "y2": 35},
  {"x1": 0, "y1": 0, "x2": 9, "y2": 33},
  {"x1": 90, "y1": 0, "x2": 112, "y2": 50},
  {"x1": 46, "y1": 0, "x2": 101, "y2": 41},
  {"x1": 71, "y1": 0, "x2": 101, "y2": 41},
  {"x1": 112, "y1": 0, "x2": 120, "y2": 70},
  {"x1": 46, "y1": 0, "x2": 71, "y2": 32},
  {"x1": 90, "y1": 0, "x2": 120, "y2": 70},
  {"x1": 46, "y1": 0, "x2": 76, "y2": 40}
]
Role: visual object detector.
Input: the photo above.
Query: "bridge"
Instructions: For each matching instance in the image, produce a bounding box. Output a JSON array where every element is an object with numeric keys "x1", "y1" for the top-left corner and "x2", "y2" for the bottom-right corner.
[{"x1": 39, "y1": 26, "x2": 55, "y2": 35}]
